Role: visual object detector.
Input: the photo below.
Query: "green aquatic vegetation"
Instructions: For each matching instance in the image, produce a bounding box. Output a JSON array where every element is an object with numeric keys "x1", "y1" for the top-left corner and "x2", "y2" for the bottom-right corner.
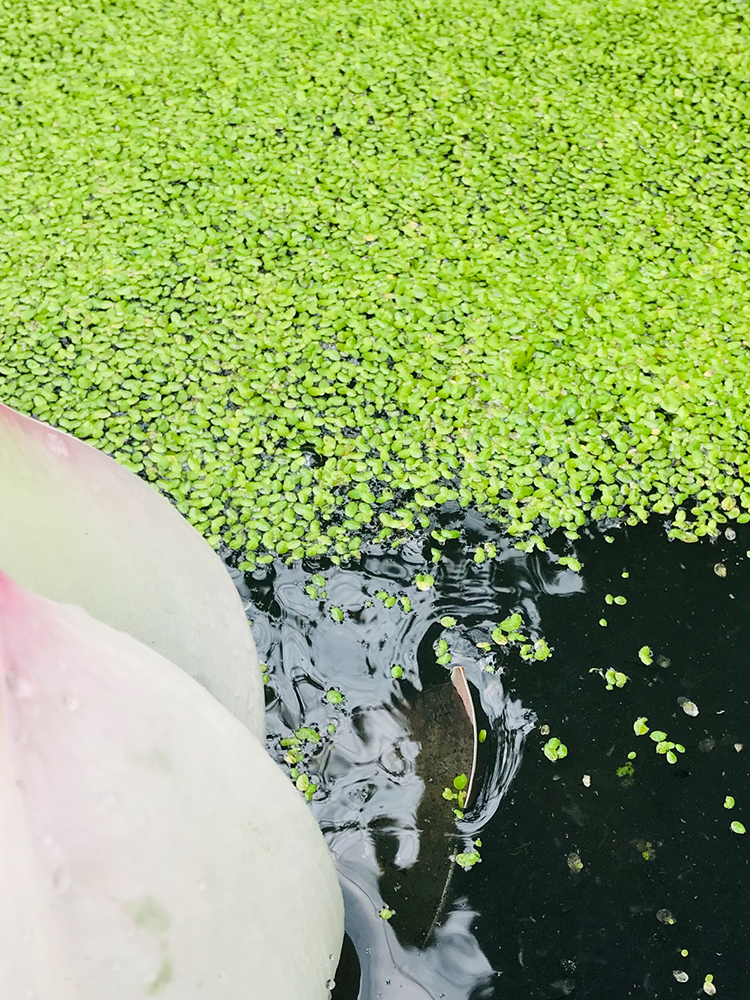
[
  {"x1": 434, "y1": 637, "x2": 452, "y2": 666},
  {"x1": 730, "y1": 821, "x2": 746, "y2": 835},
  {"x1": 455, "y1": 849, "x2": 482, "y2": 871},
  {"x1": 325, "y1": 688, "x2": 344, "y2": 706},
  {"x1": 640, "y1": 727, "x2": 686, "y2": 764},
  {"x1": 724, "y1": 795, "x2": 736, "y2": 809},
  {"x1": 543, "y1": 737, "x2": 568, "y2": 762},
  {"x1": 604, "y1": 668, "x2": 628, "y2": 690},
  {"x1": 379, "y1": 907, "x2": 394, "y2": 921},
  {"x1": 330, "y1": 606, "x2": 344, "y2": 624},
  {"x1": 638, "y1": 646, "x2": 654, "y2": 666},
  {"x1": 557, "y1": 556, "x2": 582, "y2": 572},
  {"x1": 414, "y1": 573, "x2": 435, "y2": 592},
  {"x1": 440, "y1": 616, "x2": 457, "y2": 629},
  {"x1": 390, "y1": 664, "x2": 403, "y2": 680},
  {"x1": 4, "y1": 0, "x2": 750, "y2": 567}
]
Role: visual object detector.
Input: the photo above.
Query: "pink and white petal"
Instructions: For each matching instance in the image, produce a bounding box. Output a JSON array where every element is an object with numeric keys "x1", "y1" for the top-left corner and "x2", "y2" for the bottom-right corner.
[
  {"x1": 0, "y1": 570, "x2": 343, "y2": 999},
  {"x1": 0, "y1": 403, "x2": 263, "y2": 739}
]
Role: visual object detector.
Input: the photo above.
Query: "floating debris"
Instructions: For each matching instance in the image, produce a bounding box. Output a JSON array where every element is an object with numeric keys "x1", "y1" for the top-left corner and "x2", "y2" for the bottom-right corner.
[
  {"x1": 714, "y1": 563, "x2": 727, "y2": 578},
  {"x1": 567, "y1": 852, "x2": 584, "y2": 873},
  {"x1": 673, "y1": 970, "x2": 689, "y2": 983},
  {"x1": 582, "y1": 774, "x2": 591, "y2": 788},
  {"x1": 657, "y1": 908, "x2": 676, "y2": 925},
  {"x1": 678, "y1": 697, "x2": 700, "y2": 717}
]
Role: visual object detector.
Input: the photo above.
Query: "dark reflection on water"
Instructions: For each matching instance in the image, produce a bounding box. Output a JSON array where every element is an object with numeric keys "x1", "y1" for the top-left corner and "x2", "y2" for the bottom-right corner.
[{"x1": 228, "y1": 512, "x2": 750, "y2": 999}]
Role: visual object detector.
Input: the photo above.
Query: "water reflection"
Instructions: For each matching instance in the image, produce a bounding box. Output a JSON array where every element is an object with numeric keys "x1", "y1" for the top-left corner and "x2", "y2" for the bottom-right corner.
[
  {"x1": 230, "y1": 513, "x2": 750, "y2": 998},
  {"x1": 230, "y1": 520, "x2": 539, "y2": 999}
]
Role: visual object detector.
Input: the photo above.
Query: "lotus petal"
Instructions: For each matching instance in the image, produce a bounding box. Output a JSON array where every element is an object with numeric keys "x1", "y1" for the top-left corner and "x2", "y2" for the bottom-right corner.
[
  {"x1": 0, "y1": 403, "x2": 263, "y2": 738},
  {"x1": 0, "y1": 569, "x2": 343, "y2": 998}
]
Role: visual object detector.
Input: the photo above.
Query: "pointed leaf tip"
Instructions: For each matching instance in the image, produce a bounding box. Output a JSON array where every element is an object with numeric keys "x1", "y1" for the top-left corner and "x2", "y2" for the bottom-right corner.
[{"x1": 0, "y1": 403, "x2": 263, "y2": 739}]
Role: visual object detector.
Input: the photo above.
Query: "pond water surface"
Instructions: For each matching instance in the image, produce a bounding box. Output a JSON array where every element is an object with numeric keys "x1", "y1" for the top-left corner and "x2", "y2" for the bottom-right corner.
[{"x1": 228, "y1": 511, "x2": 750, "y2": 999}]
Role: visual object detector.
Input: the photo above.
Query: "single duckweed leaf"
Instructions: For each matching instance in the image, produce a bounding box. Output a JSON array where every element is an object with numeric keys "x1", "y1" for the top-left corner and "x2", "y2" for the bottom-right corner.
[
  {"x1": 638, "y1": 646, "x2": 654, "y2": 666},
  {"x1": 0, "y1": 404, "x2": 263, "y2": 738},
  {"x1": 725, "y1": 796, "x2": 736, "y2": 809},
  {"x1": 634, "y1": 717, "x2": 650, "y2": 736},
  {"x1": 440, "y1": 616, "x2": 457, "y2": 629},
  {"x1": 731, "y1": 821, "x2": 746, "y2": 835},
  {"x1": 390, "y1": 664, "x2": 403, "y2": 679},
  {"x1": 0, "y1": 569, "x2": 343, "y2": 998},
  {"x1": 650, "y1": 731, "x2": 668, "y2": 742}
]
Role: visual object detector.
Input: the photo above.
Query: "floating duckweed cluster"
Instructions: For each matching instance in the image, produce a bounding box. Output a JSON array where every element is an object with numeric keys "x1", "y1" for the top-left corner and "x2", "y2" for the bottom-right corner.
[{"x1": 2, "y1": 0, "x2": 750, "y2": 565}]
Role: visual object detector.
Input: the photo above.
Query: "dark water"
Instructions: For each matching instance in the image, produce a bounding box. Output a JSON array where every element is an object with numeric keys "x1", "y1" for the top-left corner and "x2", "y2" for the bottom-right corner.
[{"x1": 227, "y1": 511, "x2": 750, "y2": 1000}]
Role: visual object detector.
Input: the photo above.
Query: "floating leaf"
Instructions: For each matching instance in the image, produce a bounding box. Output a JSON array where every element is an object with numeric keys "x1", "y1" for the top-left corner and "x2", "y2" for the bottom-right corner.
[{"x1": 633, "y1": 717, "x2": 650, "y2": 736}]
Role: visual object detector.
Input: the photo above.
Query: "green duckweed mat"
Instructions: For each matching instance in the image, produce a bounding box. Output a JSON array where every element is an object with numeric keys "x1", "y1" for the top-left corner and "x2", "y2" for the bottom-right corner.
[{"x1": 2, "y1": 0, "x2": 749, "y2": 565}]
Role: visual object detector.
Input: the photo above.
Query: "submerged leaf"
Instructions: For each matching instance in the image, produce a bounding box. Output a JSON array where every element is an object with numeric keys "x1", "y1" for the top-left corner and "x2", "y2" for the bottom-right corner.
[
  {"x1": 0, "y1": 569, "x2": 343, "y2": 998},
  {"x1": 0, "y1": 404, "x2": 263, "y2": 738}
]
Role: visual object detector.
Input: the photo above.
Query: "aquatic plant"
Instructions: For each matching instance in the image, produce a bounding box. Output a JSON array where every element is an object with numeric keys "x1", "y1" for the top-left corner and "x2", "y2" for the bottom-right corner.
[{"x1": 2, "y1": 0, "x2": 750, "y2": 567}]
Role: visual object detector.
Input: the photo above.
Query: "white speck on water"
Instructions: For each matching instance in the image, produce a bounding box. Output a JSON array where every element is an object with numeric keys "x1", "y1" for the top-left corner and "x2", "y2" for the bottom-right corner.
[{"x1": 582, "y1": 774, "x2": 591, "y2": 787}]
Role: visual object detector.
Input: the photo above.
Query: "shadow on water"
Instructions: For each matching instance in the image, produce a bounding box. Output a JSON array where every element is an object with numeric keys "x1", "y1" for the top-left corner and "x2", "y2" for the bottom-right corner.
[{"x1": 228, "y1": 510, "x2": 750, "y2": 999}]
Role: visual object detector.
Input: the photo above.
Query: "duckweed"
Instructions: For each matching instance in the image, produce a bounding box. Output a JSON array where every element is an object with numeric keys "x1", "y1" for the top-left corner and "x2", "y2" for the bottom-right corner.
[
  {"x1": 3, "y1": 0, "x2": 750, "y2": 566},
  {"x1": 543, "y1": 737, "x2": 568, "y2": 762}
]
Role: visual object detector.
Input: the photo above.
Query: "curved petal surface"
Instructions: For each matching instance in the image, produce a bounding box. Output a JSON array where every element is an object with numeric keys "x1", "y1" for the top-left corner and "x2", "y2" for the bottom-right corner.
[
  {"x1": 0, "y1": 569, "x2": 343, "y2": 999},
  {"x1": 0, "y1": 403, "x2": 263, "y2": 738}
]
